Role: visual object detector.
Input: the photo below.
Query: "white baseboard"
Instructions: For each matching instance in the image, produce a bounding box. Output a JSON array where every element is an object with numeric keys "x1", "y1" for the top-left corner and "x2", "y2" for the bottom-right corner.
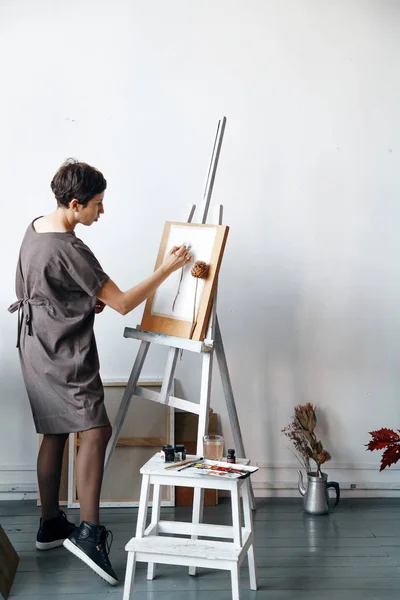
[
  {"x1": 255, "y1": 461, "x2": 397, "y2": 471},
  {"x1": 0, "y1": 464, "x2": 36, "y2": 472},
  {"x1": 252, "y1": 480, "x2": 400, "y2": 498},
  {"x1": 0, "y1": 492, "x2": 37, "y2": 500},
  {"x1": 0, "y1": 464, "x2": 38, "y2": 500},
  {"x1": 0, "y1": 482, "x2": 37, "y2": 501},
  {"x1": 1, "y1": 462, "x2": 399, "y2": 501}
]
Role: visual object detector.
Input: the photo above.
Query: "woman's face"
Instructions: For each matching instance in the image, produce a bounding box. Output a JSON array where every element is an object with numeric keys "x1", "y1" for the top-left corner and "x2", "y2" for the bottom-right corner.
[{"x1": 79, "y1": 193, "x2": 105, "y2": 226}]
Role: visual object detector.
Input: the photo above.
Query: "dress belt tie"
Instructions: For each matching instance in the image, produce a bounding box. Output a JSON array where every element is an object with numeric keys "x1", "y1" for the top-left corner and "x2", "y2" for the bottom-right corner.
[{"x1": 8, "y1": 298, "x2": 48, "y2": 349}]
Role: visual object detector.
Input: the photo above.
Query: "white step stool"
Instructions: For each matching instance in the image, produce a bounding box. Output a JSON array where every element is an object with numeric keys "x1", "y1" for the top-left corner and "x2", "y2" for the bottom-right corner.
[{"x1": 123, "y1": 453, "x2": 258, "y2": 600}]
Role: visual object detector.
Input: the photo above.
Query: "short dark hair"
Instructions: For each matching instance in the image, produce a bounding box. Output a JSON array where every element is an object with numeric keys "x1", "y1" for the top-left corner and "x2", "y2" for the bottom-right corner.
[{"x1": 51, "y1": 158, "x2": 107, "y2": 207}]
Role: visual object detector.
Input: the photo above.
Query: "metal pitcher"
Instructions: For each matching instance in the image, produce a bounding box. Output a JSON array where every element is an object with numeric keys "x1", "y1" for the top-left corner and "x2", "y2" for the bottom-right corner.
[{"x1": 297, "y1": 470, "x2": 340, "y2": 515}]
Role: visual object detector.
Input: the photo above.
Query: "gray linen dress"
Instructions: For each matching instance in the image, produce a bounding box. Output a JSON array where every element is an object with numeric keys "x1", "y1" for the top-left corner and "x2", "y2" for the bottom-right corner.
[{"x1": 8, "y1": 219, "x2": 111, "y2": 434}]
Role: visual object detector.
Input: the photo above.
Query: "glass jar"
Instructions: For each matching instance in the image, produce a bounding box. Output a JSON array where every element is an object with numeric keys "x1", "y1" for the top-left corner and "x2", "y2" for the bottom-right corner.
[{"x1": 203, "y1": 435, "x2": 224, "y2": 461}]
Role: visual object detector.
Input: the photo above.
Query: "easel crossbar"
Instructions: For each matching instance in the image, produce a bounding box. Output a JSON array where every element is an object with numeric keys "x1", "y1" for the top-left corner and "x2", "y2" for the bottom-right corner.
[
  {"x1": 134, "y1": 387, "x2": 201, "y2": 415},
  {"x1": 124, "y1": 327, "x2": 213, "y2": 353}
]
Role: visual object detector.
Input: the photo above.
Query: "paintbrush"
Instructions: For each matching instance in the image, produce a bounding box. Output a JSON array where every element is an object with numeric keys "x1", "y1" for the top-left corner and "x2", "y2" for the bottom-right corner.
[
  {"x1": 164, "y1": 457, "x2": 203, "y2": 471},
  {"x1": 177, "y1": 458, "x2": 204, "y2": 471}
]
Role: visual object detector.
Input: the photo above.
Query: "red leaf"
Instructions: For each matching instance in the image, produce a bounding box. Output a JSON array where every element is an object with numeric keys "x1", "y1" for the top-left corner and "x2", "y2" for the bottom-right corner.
[
  {"x1": 367, "y1": 440, "x2": 392, "y2": 451},
  {"x1": 369, "y1": 428, "x2": 400, "y2": 442},
  {"x1": 367, "y1": 429, "x2": 400, "y2": 454},
  {"x1": 380, "y1": 445, "x2": 400, "y2": 471}
]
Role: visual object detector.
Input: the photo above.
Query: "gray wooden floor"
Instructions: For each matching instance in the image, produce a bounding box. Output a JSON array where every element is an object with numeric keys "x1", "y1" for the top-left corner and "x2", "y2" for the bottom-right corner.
[{"x1": 2, "y1": 497, "x2": 400, "y2": 600}]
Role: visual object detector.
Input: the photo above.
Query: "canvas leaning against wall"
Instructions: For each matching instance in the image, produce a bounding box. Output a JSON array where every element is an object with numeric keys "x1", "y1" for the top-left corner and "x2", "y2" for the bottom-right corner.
[{"x1": 141, "y1": 222, "x2": 229, "y2": 340}]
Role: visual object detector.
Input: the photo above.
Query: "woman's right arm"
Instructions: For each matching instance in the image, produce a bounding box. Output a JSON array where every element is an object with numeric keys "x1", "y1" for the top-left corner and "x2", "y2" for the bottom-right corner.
[{"x1": 97, "y1": 244, "x2": 191, "y2": 315}]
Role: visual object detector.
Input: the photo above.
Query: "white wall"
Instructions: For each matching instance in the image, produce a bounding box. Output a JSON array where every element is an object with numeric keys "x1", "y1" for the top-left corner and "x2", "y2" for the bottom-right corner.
[{"x1": 1, "y1": 0, "x2": 400, "y2": 499}]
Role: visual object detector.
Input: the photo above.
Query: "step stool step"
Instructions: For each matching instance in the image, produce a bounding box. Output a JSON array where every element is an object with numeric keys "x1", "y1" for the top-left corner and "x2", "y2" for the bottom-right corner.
[{"x1": 125, "y1": 535, "x2": 243, "y2": 562}]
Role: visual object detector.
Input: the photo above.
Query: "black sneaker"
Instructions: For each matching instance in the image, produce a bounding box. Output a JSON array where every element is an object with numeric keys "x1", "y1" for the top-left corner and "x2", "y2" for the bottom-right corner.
[
  {"x1": 63, "y1": 521, "x2": 118, "y2": 586},
  {"x1": 36, "y1": 510, "x2": 76, "y2": 550}
]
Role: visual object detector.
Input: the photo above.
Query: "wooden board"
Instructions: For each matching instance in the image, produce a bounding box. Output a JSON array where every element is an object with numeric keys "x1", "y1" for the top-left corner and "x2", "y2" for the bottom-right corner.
[
  {"x1": 68, "y1": 380, "x2": 174, "y2": 507},
  {"x1": 141, "y1": 222, "x2": 229, "y2": 340},
  {"x1": 0, "y1": 526, "x2": 19, "y2": 600},
  {"x1": 37, "y1": 380, "x2": 173, "y2": 508}
]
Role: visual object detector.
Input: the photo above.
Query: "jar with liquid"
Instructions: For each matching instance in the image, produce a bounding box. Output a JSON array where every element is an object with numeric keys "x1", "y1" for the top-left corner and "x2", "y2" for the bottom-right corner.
[
  {"x1": 227, "y1": 449, "x2": 236, "y2": 464},
  {"x1": 203, "y1": 435, "x2": 224, "y2": 461}
]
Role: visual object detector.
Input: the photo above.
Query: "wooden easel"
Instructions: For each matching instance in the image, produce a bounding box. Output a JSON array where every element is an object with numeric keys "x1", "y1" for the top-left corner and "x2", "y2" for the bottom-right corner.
[{"x1": 105, "y1": 117, "x2": 255, "y2": 512}]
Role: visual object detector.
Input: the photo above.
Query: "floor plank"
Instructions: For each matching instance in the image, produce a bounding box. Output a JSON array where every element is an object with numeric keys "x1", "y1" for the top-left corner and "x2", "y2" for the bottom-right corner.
[{"x1": 1, "y1": 498, "x2": 400, "y2": 598}]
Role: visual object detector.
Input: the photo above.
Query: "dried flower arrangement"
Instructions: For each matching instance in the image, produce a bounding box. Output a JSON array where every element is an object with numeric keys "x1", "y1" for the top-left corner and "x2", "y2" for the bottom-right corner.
[
  {"x1": 366, "y1": 429, "x2": 400, "y2": 471},
  {"x1": 281, "y1": 403, "x2": 331, "y2": 477}
]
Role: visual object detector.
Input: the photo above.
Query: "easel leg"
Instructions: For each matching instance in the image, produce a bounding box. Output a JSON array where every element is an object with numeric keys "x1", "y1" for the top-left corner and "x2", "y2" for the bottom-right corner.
[
  {"x1": 196, "y1": 351, "x2": 213, "y2": 452},
  {"x1": 158, "y1": 347, "x2": 179, "y2": 405},
  {"x1": 147, "y1": 483, "x2": 162, "y2": 580},
  {"x1": 189, "y1": 350, "x2": 213, "y2": 576},
  {"x1": 105, "y1": 341, "x2": 150, "y2": 471},
  {"x1": 215, "y1": 317, "x2": 256, "y2": 510}
]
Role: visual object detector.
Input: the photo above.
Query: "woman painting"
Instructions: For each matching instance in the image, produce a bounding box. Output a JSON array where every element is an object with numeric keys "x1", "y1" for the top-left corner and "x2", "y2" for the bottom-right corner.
[{"x1": 8, "y1": 159, "x2": 192, "y2": 585}]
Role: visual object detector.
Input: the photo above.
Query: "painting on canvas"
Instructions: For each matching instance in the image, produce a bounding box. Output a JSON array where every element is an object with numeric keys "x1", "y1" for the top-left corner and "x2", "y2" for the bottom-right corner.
[{"x1": 141, "y1": 222, "x2": 229, "y2": 340}]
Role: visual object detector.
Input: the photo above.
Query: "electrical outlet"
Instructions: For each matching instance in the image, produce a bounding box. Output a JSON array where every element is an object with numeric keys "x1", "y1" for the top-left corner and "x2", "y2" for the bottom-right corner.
[{"x1": 350, "y1": 484, "x2": 357, "y2": 489}]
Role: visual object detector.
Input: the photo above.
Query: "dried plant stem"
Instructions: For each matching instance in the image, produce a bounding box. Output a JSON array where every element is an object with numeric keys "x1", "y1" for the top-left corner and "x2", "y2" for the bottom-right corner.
[
  {"x1": 172, "y1": 267, "x2": 184, "y2": 312},
  {"x1": 286, "y1": 446, "x2": 309, "y2": 472},
  {"x1": 189, "y1": 278, "x2": 199, "y2": 339}
]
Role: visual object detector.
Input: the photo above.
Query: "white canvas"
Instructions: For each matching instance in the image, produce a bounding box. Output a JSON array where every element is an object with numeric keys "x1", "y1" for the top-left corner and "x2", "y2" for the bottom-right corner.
[{"x1": 152, "y1": 224, "x2": 217, "y2": 321}]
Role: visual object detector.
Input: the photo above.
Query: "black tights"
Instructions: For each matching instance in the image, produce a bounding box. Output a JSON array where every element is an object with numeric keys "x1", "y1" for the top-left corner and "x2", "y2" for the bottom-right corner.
[
  {"x1": 37, "y1": 433, "x2": 69, "y2": 522},
  {"x1": 37, "y1": 425, "x2": 112, "y2": 525}
]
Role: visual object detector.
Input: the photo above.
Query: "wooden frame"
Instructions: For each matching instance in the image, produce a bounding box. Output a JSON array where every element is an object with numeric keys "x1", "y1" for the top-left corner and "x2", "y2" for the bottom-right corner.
[
  {"x1": 35, "y1": 380, "x2": 172, "y2": 509},
  {"x1": 39, "y1": 379, "x2": 173, "y2": 508},
  {"x1": 67, "y1": 380, "x2": 174, "y2": 508},
  {"x1": 141, "y1": 222, "x2": 229, "y2": 340}
]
